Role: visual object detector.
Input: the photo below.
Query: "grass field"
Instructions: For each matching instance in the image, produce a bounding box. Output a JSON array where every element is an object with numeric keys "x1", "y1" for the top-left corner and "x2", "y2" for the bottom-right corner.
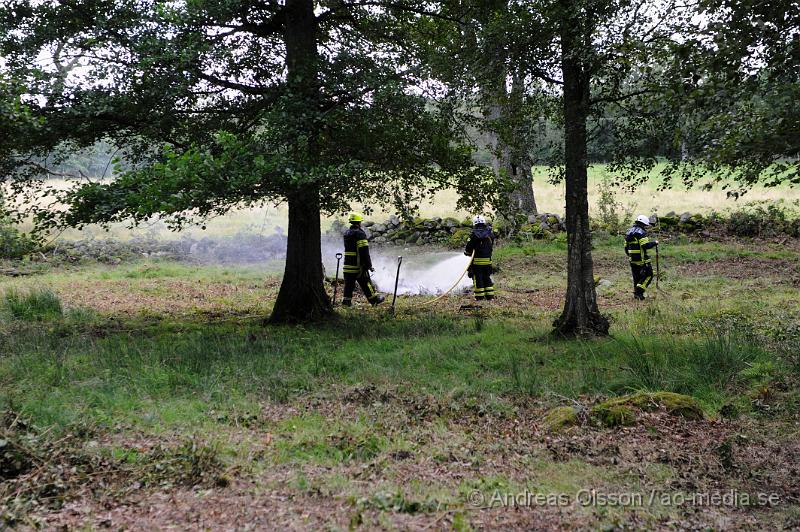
[{"x1": 1, "y1": 233, "x2": 799, "y2": 529}]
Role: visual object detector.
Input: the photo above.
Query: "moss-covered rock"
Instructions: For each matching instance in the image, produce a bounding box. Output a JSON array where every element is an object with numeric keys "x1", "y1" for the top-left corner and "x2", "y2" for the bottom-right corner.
[
  {"x1": 679, "y1": 213, "x2": 705, "y2": 231},
  {"x1": 447, "y1": 228, "x2": 472, "y2": 249},
  {"x1": 412, "y1": 216, "x2": 427, "y2": 229},
  {"x1": 518, "y1": 223, "x2": 543, "y2": 236},
  {"x1": 393, "y1": 230, "x2": 412, "y2": 241},
  {"x1": 590, "y1": 403, "x2": 636, "y2": 427},
  {"x1": 658, "y1": 215, "x2": 679, "y2": 227},
  {"x1": 542, "y1": 406, "x2": 579, "y2": 431},
  {"x1": 645, "y1": 392, "x2": 704, "y2": 419},
  {"x1": 597, "y1": 392, "x2": 704, "y2": 420},
  {"x1": 443, "y1": 217, "x2": 460, "y2": 228}
]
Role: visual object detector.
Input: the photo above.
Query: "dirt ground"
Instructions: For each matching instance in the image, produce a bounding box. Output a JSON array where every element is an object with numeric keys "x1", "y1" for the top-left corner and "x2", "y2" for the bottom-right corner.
[
  {"x1": 4, "y1": 238, "x2": 800, "y2": 530},
  {"x1": 37, "y1": 392, "x2": 800, "y2": 531}
]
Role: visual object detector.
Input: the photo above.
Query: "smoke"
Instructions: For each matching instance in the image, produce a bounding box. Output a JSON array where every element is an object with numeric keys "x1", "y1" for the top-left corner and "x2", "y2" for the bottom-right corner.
[
  {"x1": 180, "y1": 227, "x2": 471, "y2": 297},
  {"x1": 323, "y1": 241, "x2": 473, "y2": 296},
  {"x1": 187, "y1": 230, "x2": 287, "y2": 264}
]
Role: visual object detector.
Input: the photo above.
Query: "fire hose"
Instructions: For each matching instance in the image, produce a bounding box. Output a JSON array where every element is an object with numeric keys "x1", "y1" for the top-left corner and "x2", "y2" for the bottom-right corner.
[{"x1": 416, "y1": 250, "x2": 475, "y2": 307}]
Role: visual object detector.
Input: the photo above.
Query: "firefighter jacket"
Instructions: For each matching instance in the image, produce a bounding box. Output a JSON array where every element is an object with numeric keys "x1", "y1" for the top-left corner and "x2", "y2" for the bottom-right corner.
[
  {"x1": 624, "y1": 224, "x2": 657, "y2": 265},
  {"x1": 465, "y1": 224, "x2": 494, "y2": 267},
  {"x1": 343, "y1": 225, "x2": 372, "y2": 275}
]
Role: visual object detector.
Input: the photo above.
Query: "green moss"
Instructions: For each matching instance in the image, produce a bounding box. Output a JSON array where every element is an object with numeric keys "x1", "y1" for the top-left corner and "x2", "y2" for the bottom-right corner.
[
  {"x1": 658, "y1": 215, "x2": 679, "y2": 227},
  {"x1": 590, "y1": 403, "x2": 635, "y2": 427},
  {"x1": 597, "y1": 392, "x2": 704, "y2": 421},
  {"x1": 447, "y1": 228, "x2": 472, "y2": 249},
  {"x1": 542, "y1": 406, "x2": 579, "y2": 431},
  {"x1": 412, "y1": 217, "x2": 434, "y2": 229},
  {"x1": 679, "y1": 214, "x2": 705, "y2": 230},
  {"x1": 518, "y1": 223, "x2": 542, "y2": 235}
]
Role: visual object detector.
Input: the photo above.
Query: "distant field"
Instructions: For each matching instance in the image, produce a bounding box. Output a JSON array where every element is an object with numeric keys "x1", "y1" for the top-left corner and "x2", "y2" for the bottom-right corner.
[{"x1": 22, "y1": 163, "x2": 800, "y2": 241}]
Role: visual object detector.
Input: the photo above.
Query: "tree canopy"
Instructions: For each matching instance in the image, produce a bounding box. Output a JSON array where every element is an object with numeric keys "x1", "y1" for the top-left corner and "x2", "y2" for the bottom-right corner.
[
  {"x1": 0, "y1": 0, "x2": 499, "y2": 321},
  {"x1": 1, "y1": 0, "x2": 797, "y2": 330},
  {"x1": 651, "y1": 0, "x2": 800, "y2": 192}
]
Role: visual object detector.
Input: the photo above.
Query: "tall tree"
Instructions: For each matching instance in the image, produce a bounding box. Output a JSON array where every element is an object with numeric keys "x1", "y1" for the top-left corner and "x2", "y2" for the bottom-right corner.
[
  {"x1": 0, "y1": 0, "x2": 494, "y2": 322},
  {"x1": 479, "y1": 1, "x2": 538, "y2": 216},
  {"x1": 421, "y1": 0, "x2": 542, "y2": 218},
  {"x1": 0, "y1": 74, "x2": 34, "y2": 179},
  {"x1": 543, "y1": 0, "x2": 686, "y2": 335},
  {"x1": 552, "y1": 0, "x2": 608, "y2": 335}
]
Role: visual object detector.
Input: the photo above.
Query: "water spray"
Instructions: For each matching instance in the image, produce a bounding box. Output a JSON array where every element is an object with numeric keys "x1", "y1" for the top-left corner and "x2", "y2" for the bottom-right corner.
[
  {"x1": 333, "y1": 252, "x2": 342, "y2": 306},
  {"x1": 417, "y1": 250, "x2": 475, "y2": 307}
]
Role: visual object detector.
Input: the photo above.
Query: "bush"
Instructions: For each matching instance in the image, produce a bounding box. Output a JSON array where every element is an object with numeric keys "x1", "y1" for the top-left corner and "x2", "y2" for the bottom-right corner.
[
  {"x1": 447, "y1": 228, "x2": 472, "y2": 249},
  {"x1": 4, "y1": 288, "x2": 63, "y2": 321},
  {"x1": 726, "y1": 200, "x2": 800, "y2": 237},
  {"x1": 596, "y1": 177, "x2": 636, "y2": 235},
  {"x1": 0, "y1": 220, "x2": 35, "y2": 259}
]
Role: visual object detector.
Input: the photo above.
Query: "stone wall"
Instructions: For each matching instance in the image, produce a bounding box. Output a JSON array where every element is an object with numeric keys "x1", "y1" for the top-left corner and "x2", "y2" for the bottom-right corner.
[
  {"x1": 332, "y1": 207, "x2": 800, "y2": 248},
  {"x1": 329, "y1": 213, "x2": 567, "y2": 248}
]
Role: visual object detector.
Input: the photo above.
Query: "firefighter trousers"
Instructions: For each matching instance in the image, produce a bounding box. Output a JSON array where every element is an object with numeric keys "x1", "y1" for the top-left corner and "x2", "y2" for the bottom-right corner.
[
  {"x1": 343, "y1": 271, "x2": 380, "y2": 305},
  {"x1": 630, "y1": 262, "x2": 653, "y2": 298},
  {"x1": 471, "y1": 264, "x2": 495, "y2": 300}
]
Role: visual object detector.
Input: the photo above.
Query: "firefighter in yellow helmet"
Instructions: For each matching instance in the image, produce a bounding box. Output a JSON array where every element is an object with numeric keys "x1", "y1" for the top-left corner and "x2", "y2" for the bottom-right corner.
[{"x1": 342, "y1": 213, "x2": 385, "y2": 307}]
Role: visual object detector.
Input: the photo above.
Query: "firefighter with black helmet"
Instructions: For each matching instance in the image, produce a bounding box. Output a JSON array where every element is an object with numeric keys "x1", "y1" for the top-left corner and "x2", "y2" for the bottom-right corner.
[
  {"x1": 342, "y1": 213, "x2": 385, "y2": 307},
  {"x1": 465, "y1": 215, "x2": 495, "y2": 301},
  {"x1": 624, "y1": 214, "x2": 658, "y2": 300}
]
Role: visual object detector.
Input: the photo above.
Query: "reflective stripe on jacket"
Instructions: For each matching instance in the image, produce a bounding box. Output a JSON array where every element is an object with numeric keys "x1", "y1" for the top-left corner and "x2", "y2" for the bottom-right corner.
[
  {"x1": 624, "y1": 225, "x2": 656, "y2": 265},
  {"x1": 343, "y1": 226, "x2": 372, "y2": 274}
]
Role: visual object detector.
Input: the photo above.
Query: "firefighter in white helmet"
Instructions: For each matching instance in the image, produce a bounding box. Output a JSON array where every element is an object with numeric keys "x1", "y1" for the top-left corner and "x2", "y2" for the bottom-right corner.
[
  {"x1": 624, "y1": 214, "x2": 658, "y2": 300},
  {"x1": 464, "y1": 215, "x2": 495, "y2": 301}
]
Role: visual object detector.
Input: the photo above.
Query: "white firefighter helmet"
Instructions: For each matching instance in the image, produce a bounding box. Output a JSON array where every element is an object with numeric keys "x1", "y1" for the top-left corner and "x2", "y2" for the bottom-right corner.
[
  {"x1": 635, "y1": 214, "x2": 651, "y2": 226},
  {"x1": 472, "y1": 214, "x2": 487, "y2": 226}
]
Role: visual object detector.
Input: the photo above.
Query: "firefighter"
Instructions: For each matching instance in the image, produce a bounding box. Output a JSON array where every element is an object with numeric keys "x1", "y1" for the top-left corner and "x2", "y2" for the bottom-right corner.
[
  {"x1": 624, "y1": 214, "x2": 659, "y2": 300},
  {"x1": 465, "y1": 215, "x2": 495, "y2": 301},
  {"x1": 342, "y1": 212, "x2": 385, "y2": 307}
]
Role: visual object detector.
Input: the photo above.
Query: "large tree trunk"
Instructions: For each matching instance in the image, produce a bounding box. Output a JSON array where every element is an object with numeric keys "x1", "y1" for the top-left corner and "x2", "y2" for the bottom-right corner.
[
  {"x1": 506, "y1": 73, "x2": 537, "y2": 215},
  {"x1": 478, "y1": 0, "x2": 536, "y2": 218},
  {"x1": 270, "y1": 0, "x2": 332, "y2": 323},
  {"x1": 271, "y1": 187, "x2": 331, "y2": 322},
  {"x1": 486, "y1": 75, "x2": 537, "y2": 217},
  {"x1": 553, "y1": 17, "x2": 609, "y2": 337},
  {"x1": 487, "y1": 111, "x2": 537, "y2": 216},
  {"x1": 508, "y1": 159, "x2": 537, "y2": 215}
]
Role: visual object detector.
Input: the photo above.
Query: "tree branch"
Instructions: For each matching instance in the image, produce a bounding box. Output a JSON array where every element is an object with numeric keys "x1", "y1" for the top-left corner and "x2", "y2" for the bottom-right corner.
[
  {"x1": 325, "y1": 1, "x2": 467, "y2": 25},
  {"x1": 196, "y1": 72, "x2": 277, "y2": 95},
  {"x1": 590, "y1": 88, "x2": 652, "y2": 105}
]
